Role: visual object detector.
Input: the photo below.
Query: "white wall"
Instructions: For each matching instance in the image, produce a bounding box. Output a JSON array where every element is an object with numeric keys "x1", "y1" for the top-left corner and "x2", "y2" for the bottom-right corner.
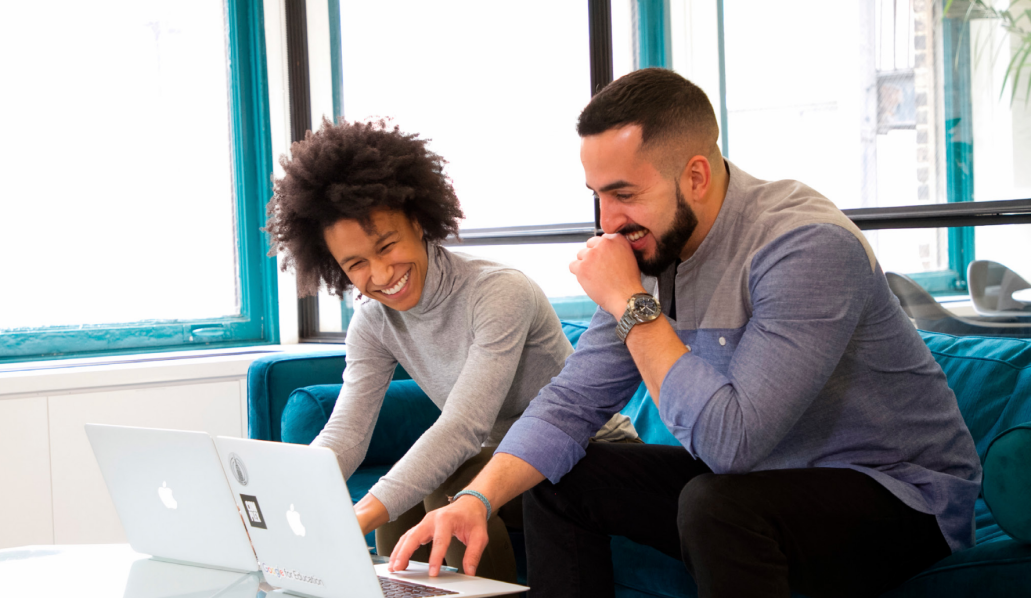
[
  {"x1": 0, "y1": 0, "x2": 340, "y2": 551},
  {"x1": 0, "y1": 356, "x2": 252, "y2": 549}
]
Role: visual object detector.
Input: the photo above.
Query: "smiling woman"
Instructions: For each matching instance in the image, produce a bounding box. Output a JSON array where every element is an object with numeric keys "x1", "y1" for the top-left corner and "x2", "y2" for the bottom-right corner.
[{"x1": 264, "y1": 118, "x2": 635, "y2": 583}]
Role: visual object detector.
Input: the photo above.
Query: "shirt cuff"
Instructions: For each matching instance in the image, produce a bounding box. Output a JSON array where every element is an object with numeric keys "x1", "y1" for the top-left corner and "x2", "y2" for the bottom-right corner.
[
  {"x1": 366, "y1": 479, "x2": 412, "y2": 522},
  {"x1": 495, "y1": 416, "x2": 586, "y2": 484},
  {"x1": 658, "y1": 352, "x2": 730, "y2": 457}
]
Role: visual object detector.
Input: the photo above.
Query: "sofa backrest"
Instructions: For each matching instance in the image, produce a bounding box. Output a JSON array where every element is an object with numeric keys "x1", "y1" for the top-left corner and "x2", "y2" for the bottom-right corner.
[
  {"x1": 252, "y1": 322, "x2": 1031, "y2": 467},
  {"x1": 920, "y1": 330, "x2": 1031, "y2": 460},
  {"x1": 247, "y1": 351, "x2": 411, "y2": 441}
]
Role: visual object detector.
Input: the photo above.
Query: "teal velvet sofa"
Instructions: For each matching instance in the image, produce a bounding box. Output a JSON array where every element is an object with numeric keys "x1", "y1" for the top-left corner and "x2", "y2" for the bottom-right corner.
[{"x1": 246, "y1": 322, "x2": 1031, "y2": 597}]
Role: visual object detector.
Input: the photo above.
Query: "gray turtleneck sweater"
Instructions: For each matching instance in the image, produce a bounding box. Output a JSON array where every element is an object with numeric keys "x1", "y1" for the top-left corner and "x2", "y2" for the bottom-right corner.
[{"x1": 312, "y1": 245, "x2": 575, "y2": 519}]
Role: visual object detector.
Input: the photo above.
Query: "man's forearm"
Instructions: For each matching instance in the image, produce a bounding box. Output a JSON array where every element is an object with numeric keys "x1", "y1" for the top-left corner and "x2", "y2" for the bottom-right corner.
[
  {"x1": 624, "y1": 316, "x2": 688, "y2": 404},
  {"x1": 464, "y1": 452, "x2": 546, "y2": 511}
]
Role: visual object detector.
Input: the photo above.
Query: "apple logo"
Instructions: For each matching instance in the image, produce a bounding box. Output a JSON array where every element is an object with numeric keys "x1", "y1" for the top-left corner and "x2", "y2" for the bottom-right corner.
[
  {"x1": 158, "y1": 482, "x2": 177, "y2": 509},
  {"x1": 286, "y1": 504, "x2": 305, "y2": 537}
]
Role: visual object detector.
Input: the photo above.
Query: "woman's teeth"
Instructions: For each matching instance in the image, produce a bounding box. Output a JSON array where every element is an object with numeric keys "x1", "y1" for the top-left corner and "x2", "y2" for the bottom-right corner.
[
  {"x1": 625, "y1": 230, "x2": 647, "y2": 242},
  {"x1": 381, "y1": 271, "x2": 410, "y2": 296}
]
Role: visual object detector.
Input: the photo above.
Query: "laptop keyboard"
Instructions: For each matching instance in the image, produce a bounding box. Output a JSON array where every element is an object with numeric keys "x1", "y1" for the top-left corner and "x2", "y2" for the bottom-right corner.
[{"x1": 378, "y1": 576, "x2": 459, "y2": 597}]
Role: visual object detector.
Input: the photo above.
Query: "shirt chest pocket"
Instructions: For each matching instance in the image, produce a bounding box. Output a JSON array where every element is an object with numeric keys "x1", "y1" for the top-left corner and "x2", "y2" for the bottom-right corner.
[{"x1": 688, "y1": 329, "x2": 744, "y2": 376}]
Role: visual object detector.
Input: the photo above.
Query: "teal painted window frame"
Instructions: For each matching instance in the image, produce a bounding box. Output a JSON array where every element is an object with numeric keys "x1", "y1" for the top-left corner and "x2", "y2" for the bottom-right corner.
[
  {"x1": 894, "y1": 11, "x2": 976, "y2": 296},
  {"x1": 0, "y1": 0, "x2": 279, "y2": 364},
  {"x1": 635, "y1": 0, "x2": 671, "y2": 69},
  {"x1": 940, "y1": 14, "x2": 976, "y2": 294}
]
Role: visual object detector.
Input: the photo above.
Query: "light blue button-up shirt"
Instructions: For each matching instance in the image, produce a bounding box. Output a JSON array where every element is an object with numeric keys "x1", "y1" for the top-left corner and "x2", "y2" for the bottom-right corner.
[{"x1": 498, "y1": 162, "x2": 982, "y2": 553}]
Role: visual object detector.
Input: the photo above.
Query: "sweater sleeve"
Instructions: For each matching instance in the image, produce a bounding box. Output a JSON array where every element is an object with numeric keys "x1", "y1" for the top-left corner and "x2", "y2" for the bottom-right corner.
[
  {"x1": 368, "y1": 270, "x2": 541, "y2": 520},
  {"x1": 659, "y1": 224, "x2": 874, "y2": 473},
  {"x1": 311, "y1": 307, "x2": 397, "y2": 480}
]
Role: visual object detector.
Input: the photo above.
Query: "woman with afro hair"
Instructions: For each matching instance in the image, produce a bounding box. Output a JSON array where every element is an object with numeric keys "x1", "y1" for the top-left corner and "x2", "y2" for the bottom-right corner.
[{"x1": 266, "y1": 119, "x2": 637, "y2": 582}]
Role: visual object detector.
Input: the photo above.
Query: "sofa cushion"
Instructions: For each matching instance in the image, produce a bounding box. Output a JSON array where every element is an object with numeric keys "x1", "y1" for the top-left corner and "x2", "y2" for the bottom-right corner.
[
  {"x1": 281, "y1": 380, "x2": 440, "y2": 466},
  {"x1": 982, "y1": 423, "x2": 1031, "y2": 543},
  {"x1": 611, "y1": 536, "x2": 695, "y2": 598},
  {"x1": 881, "y1": 538, "x2": 1031, "y2": 597},
  {"x1": 975, "y1": 496, "x2": 1011, "y2": 545},
  {"x1": 561, "y1": 319, "x2": 590, "y2": 347},
  {"x1": 919, "y1": 331, "x2": 1031, "y2": 459}
]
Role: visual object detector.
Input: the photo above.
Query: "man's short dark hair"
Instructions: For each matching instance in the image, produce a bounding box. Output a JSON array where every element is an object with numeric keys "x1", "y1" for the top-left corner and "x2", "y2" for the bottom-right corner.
[
  {"x1": 265, "y1": 119, "x2": 463, "y2": 298},
  {"x1": 577, "y1": 68, "x2": 720, "y2": 175}
]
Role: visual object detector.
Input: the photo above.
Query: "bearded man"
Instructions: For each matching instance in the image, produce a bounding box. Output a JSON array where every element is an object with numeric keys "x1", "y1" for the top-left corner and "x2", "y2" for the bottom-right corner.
[{"x1": 387, "y1": 68, "x2": 981, "y2": 598}]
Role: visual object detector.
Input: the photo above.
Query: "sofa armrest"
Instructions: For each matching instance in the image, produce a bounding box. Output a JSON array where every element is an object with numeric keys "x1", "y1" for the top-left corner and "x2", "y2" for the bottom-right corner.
[
  {"x1": 246, "y1": 350, "x2": 349, "y2": 441},
  {"x1": 280, "y1": 380, "x2": 440, "y2": 465}
]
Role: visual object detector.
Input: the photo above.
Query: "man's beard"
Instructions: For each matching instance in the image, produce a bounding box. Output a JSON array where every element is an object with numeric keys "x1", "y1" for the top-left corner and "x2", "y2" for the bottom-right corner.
[{"x1": 630, "y1": 183, "x2": 698, "y2": 277}]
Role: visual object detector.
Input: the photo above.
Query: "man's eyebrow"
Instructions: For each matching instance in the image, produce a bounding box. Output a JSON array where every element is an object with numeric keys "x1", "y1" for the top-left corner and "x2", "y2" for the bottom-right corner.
[
  {"x1": 338, "y1": 230, "x2": 397, "y2": 266},
  {"x1": 586, "y1": 180, "x2": 635, "y2": 193}
]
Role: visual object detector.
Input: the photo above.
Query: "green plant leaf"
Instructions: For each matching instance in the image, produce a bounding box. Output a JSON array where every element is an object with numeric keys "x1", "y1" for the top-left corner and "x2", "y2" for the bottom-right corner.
[{"x1": 1002, "y1": 42, "x2": 1031, "y2": 103}]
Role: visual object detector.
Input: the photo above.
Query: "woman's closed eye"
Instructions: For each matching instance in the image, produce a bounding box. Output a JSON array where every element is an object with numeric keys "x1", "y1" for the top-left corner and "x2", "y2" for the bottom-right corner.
[{"x1": 347, "y1": 259, "x2": 366, "y2": 272}]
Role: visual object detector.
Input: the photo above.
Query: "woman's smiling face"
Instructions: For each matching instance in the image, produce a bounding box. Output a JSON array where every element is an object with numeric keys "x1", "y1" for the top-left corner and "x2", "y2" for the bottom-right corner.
[{"x1": 323, "y1": 209, "x2": 429, "y2": 312}]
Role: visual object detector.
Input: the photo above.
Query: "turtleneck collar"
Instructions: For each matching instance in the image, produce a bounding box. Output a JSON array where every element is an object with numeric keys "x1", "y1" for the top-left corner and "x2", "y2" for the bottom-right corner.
[{"x1": 407, "y1": 243, "x2": 455, "y2": 316}]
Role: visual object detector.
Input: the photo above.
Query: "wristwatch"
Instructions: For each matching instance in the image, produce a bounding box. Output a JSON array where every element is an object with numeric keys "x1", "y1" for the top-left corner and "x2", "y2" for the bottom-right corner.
[{"x1": 615, "y1": 293, "x2": 662, "y2": 343}]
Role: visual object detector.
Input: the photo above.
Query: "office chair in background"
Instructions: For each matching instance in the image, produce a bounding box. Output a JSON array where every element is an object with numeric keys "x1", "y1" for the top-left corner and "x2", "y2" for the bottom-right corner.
[
  {"x1": 967, "y1": 260, "x2": 1031, "y2": 318},
  {"x1": 885, "y1": 272, "x2": 1031, "y2": 338}
]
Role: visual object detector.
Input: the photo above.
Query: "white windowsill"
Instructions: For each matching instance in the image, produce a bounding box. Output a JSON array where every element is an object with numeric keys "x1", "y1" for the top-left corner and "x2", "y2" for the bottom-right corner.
[{"x1": 0, "y1": 343, "x2": 346, "y2": 399}]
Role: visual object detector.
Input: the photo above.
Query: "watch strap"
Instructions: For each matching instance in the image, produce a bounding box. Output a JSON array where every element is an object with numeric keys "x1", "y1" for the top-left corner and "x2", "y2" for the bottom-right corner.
[{"x1": 615, "y1": 293, "x2": 661, "y2": 344}]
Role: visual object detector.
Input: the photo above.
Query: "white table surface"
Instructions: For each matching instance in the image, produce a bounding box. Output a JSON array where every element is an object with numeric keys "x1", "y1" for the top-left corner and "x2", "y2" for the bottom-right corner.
[
  {"x1": 1012, "y1": 288, "x2": 1031, "y2": 303},
  {"x1": 0, "y1": 544, "x2": 264, "y2": 598},
  {"x1": 0, "y1": 545, "x2": 516, "y2": 598}
]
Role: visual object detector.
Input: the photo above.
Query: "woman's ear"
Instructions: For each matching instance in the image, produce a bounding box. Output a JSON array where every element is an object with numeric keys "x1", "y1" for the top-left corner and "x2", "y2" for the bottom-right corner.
[{"x1": 410, "y1": 215, "x2": 425, "y2": 241}]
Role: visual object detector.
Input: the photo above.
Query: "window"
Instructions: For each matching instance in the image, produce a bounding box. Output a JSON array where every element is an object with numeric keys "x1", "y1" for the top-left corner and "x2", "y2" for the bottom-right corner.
[
  {"x1": 0, "y1": 0, "x2": 278, "y2": 362},
  {"x1": 307, "y1": 0, "x2": 602, "y2": 337},
  {"x1": 302, "y1": 0, "x2": 1030, "y2": 340},
  {"x1": 656, "y1": 0, "x2": 1029, "y2": 308},
  {"x1": 712, "y1": 0, "x2": 1030, "y2": 296}
]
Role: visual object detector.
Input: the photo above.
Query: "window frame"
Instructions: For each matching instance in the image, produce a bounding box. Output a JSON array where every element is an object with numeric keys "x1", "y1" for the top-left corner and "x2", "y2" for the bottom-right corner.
[
  {"x1": 708, "y1": 0, "x2": 1018, "y2": 297},
  {"x1": 0, "y1": 0, "x2": 279, "y2": 364},
  {"x1": 298, "y1": 0, "x2": 1031, "y2": 342},
  {"x1": 298, "y1": 0, "x2": 616, "y2": 342}
]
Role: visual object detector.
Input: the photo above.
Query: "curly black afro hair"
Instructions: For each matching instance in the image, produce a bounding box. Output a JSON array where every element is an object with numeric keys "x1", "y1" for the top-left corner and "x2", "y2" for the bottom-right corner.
[{"x1": 265, "y1": 118, "x2": 463, "y2": 298}]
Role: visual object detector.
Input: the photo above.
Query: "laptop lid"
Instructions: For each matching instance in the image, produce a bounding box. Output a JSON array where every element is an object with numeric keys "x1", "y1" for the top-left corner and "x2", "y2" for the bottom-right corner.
[
  {"x1": 212, "y1": 436, "x2": 527, "y2": 598},
  {"x1": 84, "y1": 424, "x2": 259, "y2": 573}
]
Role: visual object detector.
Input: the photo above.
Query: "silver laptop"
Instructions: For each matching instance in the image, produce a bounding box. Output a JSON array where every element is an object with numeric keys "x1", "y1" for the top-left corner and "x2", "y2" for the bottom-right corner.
[
  {"x1": 85, "y1": 424, "x2": 260, "y2": 573},
  {"x1": 212, "y1": 436, "x2": 528, "y2": 598}
]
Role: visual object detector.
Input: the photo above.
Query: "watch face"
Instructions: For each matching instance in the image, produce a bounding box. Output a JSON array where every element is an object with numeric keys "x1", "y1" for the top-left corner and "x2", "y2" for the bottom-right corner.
[{"x1": 630, "y1": 294, "x2": 660, "y2": 320}]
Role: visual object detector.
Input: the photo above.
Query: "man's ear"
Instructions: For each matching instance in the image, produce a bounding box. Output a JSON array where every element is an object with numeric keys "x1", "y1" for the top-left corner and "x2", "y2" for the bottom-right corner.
[{"x1": 679, "y1": 155, "x2": 713, "y2": 203}]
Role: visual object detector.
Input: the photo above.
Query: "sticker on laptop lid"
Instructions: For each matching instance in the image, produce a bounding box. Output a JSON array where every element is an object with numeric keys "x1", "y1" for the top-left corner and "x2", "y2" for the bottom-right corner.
[
  {"x1": 228, "y1": 452, "x2": 249, "y2": 486},
  {"x1": 240, "y1": 494, "x2": 267, "y2": 529}
]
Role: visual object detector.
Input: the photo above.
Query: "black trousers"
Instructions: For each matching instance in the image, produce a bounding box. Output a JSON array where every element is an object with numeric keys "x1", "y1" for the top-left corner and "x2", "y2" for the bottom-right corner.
[{"x1": 523, "y1": 443, "x2": 951, "y2": 598}]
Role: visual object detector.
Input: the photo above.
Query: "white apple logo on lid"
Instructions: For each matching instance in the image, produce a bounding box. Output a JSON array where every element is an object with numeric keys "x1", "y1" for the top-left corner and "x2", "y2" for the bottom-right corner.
[
  {"x1": 158, "y1": 482, "x2": 177, "y2": 509},
  {"x1": 286, "y1": 504, "x2": 305, "y2": 536}
]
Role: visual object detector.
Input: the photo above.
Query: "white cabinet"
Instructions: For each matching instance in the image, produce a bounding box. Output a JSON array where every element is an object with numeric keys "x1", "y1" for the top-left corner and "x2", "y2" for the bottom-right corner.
[
  {"x1": 0, "y1": 397, "x2": 54, "y2": 549},
  {"x1": 0, "y1": 370, "x2": 249, "y2": 549},
  {"x1": 47, "y1": 381, "x2": 245, "y2": 545}
]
